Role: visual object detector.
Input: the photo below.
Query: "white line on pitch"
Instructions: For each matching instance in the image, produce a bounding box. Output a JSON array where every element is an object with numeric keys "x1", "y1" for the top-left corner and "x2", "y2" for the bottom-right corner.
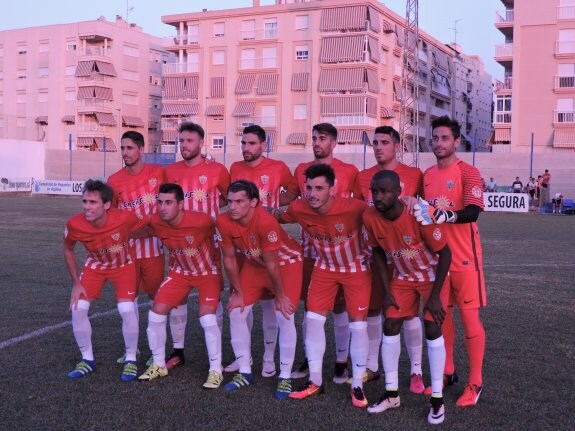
[{"x1": 484, "y1": 263, "x2": 575, "y2": 268}]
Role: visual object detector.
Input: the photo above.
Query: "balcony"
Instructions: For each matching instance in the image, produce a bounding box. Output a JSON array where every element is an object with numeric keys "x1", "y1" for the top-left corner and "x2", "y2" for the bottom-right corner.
[
  {"x1": 77, "y1": 123, "x2": 106, "y2": 137},
  {"x1": 555, "y1": 75, "x2": 575, "y2": 90},
  {"x1": 77, "y1": 98, "x2": 112, "y2": 113},
  {"x1": 431, "y1": 81, "x2": 451, "y2": 100},
  {"x1": 557, "y1": 6, "x2": 575, "y2": 21},
  {"x1": 163, "y1": 35, "x2": 199, "y2": 49},
  {"x1": 77, "y1": 73, "x2": 111, "y2": 86},
  {"x1": 79, "y1": 46, "x2": 112, "y2": 58},
  {"x1": 161, "y1": 116, "x2": 198, "y2": 129},
  {"x1": 554, "y1": 110, "x2": 575, "y2": 123},
  {"x1": 431, "y1": 105, "x2": 450, "y2": 118},
  {"x1": 495, "y1": 77, "x2": 513, "y2": 92},
  {"x1": 495, "y1": 10, "x2": 514, "y2": 36},
  {"x1": 162, "y1": 62, "x2": 199, "y2": 74},
  {"x1": 494, "y1": 43, "x2": 513, "y2": 67},
  {"x1": 235, "y1": 116, "x2": 276, "y2": 131},
  {"x1": 320, "y1": 115, "x2": 378, "y2": 127},
  {"x1": 240, "y1": 27, "x2": 278, "y2": 42},
  {"x1": 555, "y1": 41, "x2": 575, "y2": 56},
  {"x1": 239, "y1": 57, "x2": 278, "y2": 70},
  {"x1": 494, "y1": 112, "x2": 512, "y2": 124}
]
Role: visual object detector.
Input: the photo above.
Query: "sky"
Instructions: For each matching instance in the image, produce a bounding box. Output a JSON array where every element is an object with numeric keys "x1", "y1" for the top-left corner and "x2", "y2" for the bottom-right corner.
[{"x1": 2, "y1": 0, "x2": 504, "y2": 79}]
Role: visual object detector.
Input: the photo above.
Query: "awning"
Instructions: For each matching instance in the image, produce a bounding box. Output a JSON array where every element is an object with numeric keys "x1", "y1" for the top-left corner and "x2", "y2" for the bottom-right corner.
[
  {"x1": 257, "y1": 74, "x2": 279, "y2": 95},
  {"x1": 393, "y1": 81, "x2": 402, "y2": 100},
  {"x1": 368, "y1": 6, "x2": 381, "y2": 32},
  {"x1": 320, "y1": 35, "x2": 364, "y2": 63},
  {"x1": 186, "y1": 75, "x2": 199, "y2": 99},
  {"x1": 553, "y1": 129, "x2": 575, "y2": 148},
  {"x1": 161, "y1": 103, "x2": 199, "y2": 116},
  {"x1": 62, "y1": 115, "x2": 75, "y2": 123},
  {"x1": 122, "y1": 116, "x2": 144, "y2": 128},
  {"x1": 287, "y1": 132, "x2": 307, "y2": 145},
  {"x1": 77, "y1": 137, "x2": 93, "y2": 148},
  {"x1": 366, "y1": 68, "x2": 379, "y2": 93},
  {"x1": 211, "y1": 76, "x2": 224, "y2": 98},
  {"x1": 266, "y1": 130, "x2": 277, "y2": 149},
  {"x1": 163, "y1": 76, "x2": 186, "y2": 99},
  {"x1": 162, "y1": 130, "x2": 179, "y2": 142},
  {"x1": 77, "y1": 86, "x2": 113, "y2": 100},
  {"x1": 95, "y1": 112, "x2": 117, "y2": 126},
  {"x1": 321, "y1": 96, "x2": 364, "y2": 115},
  {"x1": 94, "y1": 137, "x2": 117, "y2": 152},
  {"x1": 367, "y1": 36, "x2": 380, "y2": 62},
  {"x1": 291, "y1": 72, "x2": 309, "y2": 91},
  {"x1": 366, "y1": 97, "x2": 377, "y2": 118},
  {"x1": 395, "y1": 25, "x2": 404, "y2": 47},
  {"x1": 337, "y1": 129, "x2": 366, "y2": 144},
  {"x1": 206, "y1": 105, "x2": 224, "y2": 116},
  {"x1": 319, "y1": 68, "x2": 364, "y2": 92},
  {"x1": 380, "y1": 106, "x2": 395, "y2": 118},
  {"x1": 94, "y1": 61, "x2": 117, "y2": 77},
  {"x1": 235, "y1": 75, "x2": 256, "y2": 94},
  {"x1": 75, "y1": 61, "x2": 94, "y2": 77},
  {"x1": 35, "y1": 116, "x2": 48, "y2": 125},
  {"x1": 232, "y1": 102, "x2": 255, "y2": 117},
  {"x1": 432, "y1": 49, "x2": 450, "y2": 71},
  {"x1": 494, "y1": 128, "x2": 511, "y2": 142},
  {"x1": 320, "y1": 6, "x2": 368, "y2": 32},
  {"x1": 382, "y1": 19, "x2": 394, "y2": 34}
]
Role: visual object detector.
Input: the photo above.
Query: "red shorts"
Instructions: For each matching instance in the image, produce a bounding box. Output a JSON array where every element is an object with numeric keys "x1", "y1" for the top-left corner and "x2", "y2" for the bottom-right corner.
[
  {"x1": 307, "y1": 269, "x2": 372, "y2": 318},
  {"x1": 134, "y1": 255, "x2": 165, "y2": 297},
  {"x1": 155, "y1": 271, "x2": 221, "y2": 308},
  {"x1": 449, "y1": 270, "x2": 486, "y2": 309},
  {"x1": 239, "y1": 258, "x2": 303, "y2": 307},
  {"x1": 300, "y1": 257, "x2": 316, "y2": 301},
  {"x1": 385, "y1": 278, "x2": 450, "y2": 321},
  {"x1": 79, "y1": 262, "x2": 137, "y2": 301}
]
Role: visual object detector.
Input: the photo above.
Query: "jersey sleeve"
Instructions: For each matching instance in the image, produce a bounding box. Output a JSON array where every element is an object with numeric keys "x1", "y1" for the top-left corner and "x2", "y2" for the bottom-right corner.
[
  {"x1": 361, "y1": 211, "x2": 379, "y2": 248},
  {"x1": 217, "y1": 164, "x2": 231, "y2": 196},
  {"x1": 229, "y1": 162, "x2": 239, "y2": 183},
  {"x1": 420, "y1": 224, "x2": 447, "y2": 254},
  {"x1": 287, "y1": 165, "x2": 303, "y2": 197},
  {"x1": 215, "y1": 217, "x2": 234, "y2": 249},
  {"x1": 279, "y1": 162, "x2": 294, "y2": 189},
  {"x1": 258, "y1": 215, "x2": 283, "y2": 252},
  {"x1": 281, "y1": 202, "x2": 299, "y2": 224},
  {"x1": 125, "y1": 211, "x2": 148, "y2": 232},
  {"x1": 353, "y1": 174, "x2": 364, "y2": 201},
  {"x1": 460, "y1": 163, "x2": 485, "y2": 209},
  {"x1": 63, "y1": 220, "x2": 77, "y2": 245},
  {"x1": 415, "y1": 170, "x2": 424, "y2": 198}
]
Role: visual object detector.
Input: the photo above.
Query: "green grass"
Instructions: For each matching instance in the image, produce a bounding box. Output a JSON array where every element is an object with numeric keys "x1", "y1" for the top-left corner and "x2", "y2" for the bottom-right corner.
[{"x1": 0, "y1": 196, "x2": 574, "y2": 430}]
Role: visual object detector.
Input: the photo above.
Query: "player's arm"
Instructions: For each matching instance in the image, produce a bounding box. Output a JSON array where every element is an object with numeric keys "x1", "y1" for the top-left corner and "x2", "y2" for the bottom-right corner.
[
  {"x1": 220, "y1": 246, "x2": 244, "y2": 312},
  {"x1": 63, "y1": 239, "x2": 86, "y2": 310},
  {"x1": 279, "y1": 163, "x2": 297, "y2": 206},
  {"x1": 423, "y1": 244, "x2": 451, "y2": 326},
  {"x1": 262, "y1": 250, "x2": 294, "y2": 319},
  {"x1": 372, "y1": 246, "x2": 399, "y2": 312},
  {"x1": 414, "y1": 199, "x2": 482, "y2": 225},
  {"x1": 218, "y1": 167, "x2": 231, "y2": 208}
]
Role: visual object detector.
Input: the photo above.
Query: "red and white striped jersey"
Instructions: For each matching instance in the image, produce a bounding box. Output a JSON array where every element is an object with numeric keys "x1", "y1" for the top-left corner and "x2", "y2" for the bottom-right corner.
[
  {"x1": 165, "y1": 159, "x2": 230, "y2": 218},
  {"x1": 230, "y1": 158, "x2": 293, "y2": 209},
  {"x1": 363, "y1": 206, "x2": 447, "y2": 283},
  {"x1": 64, "y1": 209, "x2": 145, "y2": 270},
  {"x1": 108, "y1": 164, "x2": 166, "y2": 259},
  {"x1": 354, "y1": 163, "x2": 424, "y2": 205},
  {"x1": 282, "y1": 197, "x2": 369, "y2": 273},
  {"x1": 149, "y1": 211, "x2": 219, "y2": 277},
  {"x1": 216, "y1": 207, "x2": 301, "y2": 267}
]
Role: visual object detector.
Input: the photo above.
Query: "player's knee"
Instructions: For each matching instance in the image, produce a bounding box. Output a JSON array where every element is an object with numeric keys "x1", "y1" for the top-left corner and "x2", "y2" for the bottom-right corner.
[
  {"x1": 459, "y1": 308, "x2": 484, "y2": 337},
  {"x1": 117, "y1": 301, "x2": 135, "y2": 317},
  {"x1": 423, "y1": 320, "x2": 442, "y2": 340},
  {"x1": 383, "y1": 318, "x2": 403, "y2": 336}
]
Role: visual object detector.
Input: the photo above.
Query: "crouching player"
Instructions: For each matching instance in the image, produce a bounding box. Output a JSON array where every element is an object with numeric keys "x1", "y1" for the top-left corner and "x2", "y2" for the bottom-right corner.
[
  {"x1": 64, "y1": 179, "x2": 146, "y2": 381},
  {"x1": 362, "y1": 171, "x2": 451, "y2": 425},
  {"x1": 138, "y1": 183, "x2": 223, "y2": 389}
]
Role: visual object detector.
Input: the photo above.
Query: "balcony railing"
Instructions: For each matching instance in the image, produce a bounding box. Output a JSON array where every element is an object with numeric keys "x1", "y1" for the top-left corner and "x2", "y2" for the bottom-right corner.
[
  {"x1": 494, "y1": 112, "x2": 512, "y2": 124},
  {"x1": 495, "y1": 9, "x2": 514, "y2": 23},
  {"x1": 161, "y1": 117, "x2": 199, "y2": 129},
  {"x1": 320, "y1": 115, "x2": 378, "y2": 127},
  {"x1": 77, "y1": 98, "x2": 112, "y2": 111},
  {"x1": 554, "y1": 110, "x2": 575, "y2": 123},
  {"x1": 495, "y1": 43, "x2": 513, "y2": 57},
  {"x1": 164, "y1": 36, "x2": 198, "y2": 47},
  {"x1": 162, "y1": 62, "x2": 199, "y2": 74},
  {"x1": 77, "y1": 123, "x2": 105, "y2": 133},
  {"x1": 78, "y1": 73, "x2": 109, "y2": 84},
  {"x1": 556, "y1": 41, "x2": 575, "y2": 55},
  {"x1": 555, "y1": 75, "x2": 575, "y2": 89},
  {"x1": 79, "y1": 47, "x2": 112, "y2": 58},
  {"x1": 240, "y1": 27, "x2": 278, "y2": 41},
  {"x1": 239, "y1": 57, "x2": 278, "y2": 70},
  {"x1": 431, "y1": 105, "x2": 450, "y2": 118},
  {"x1": 431, "y1": 81, "x2": 451, "y2": 99},
  {"x1": 557, "y1": 6, "x2": 575, "y2": 20},
  {"x1": 495, "y1": 77, "x2": 513, "y2": 91}
]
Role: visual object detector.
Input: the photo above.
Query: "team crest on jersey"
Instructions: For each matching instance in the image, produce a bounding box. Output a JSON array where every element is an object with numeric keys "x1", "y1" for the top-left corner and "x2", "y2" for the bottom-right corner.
[
  {"x1": 185, "y1": 235, "x2": 194, "y2": 244},
  {"x1": 403, "y1": 235, "x2": 412, "y2": 245},
  {"x1": 199, "y1": 175, "x2": 207, "y2": 185},
  {"x1": 401, "y1": 248, "x2": 418, "y2": 260},
  {"x1": 447, "y1": 180, "x2": 455, "y2": 191},
  {"x1": 249, "y1": 234, "x2": 257, "y2": 245},
  {"x1": 267, "y1": 231, "x2": 278, "y2": 243},
  {"x1": 431, "y1": 195, "x2": 453, "y2": 210},
  {"x1": 184, "y1": 247, "x2": 198, "y2": 257},
  {"x1": 261, "y1": 175, "x2": 269, "y2": 184},
  {"x1": 149, "y1": 178, "x2": 157, "y2": 187},
  {"x1": 192, "y1": 189, "x2": 208, "y2": 202},
  {"x1": 472, "y1": 185, "x2": 483, "y2": 198},
  {"x1": 112, "y1": 233, "x2": 120, "y2": 241},
  {"x1": 143, "y1": 193, "x2": 155, "y2": 204},
  {"x1": 333, "y1": 235, "x2": 346, "y2": 244},
  {"x1": 433, "y1": 228, "x2": 442, "y2": 241},
  {"x1": 335, "y1": 223, "x2": 344, "y2": 232}
]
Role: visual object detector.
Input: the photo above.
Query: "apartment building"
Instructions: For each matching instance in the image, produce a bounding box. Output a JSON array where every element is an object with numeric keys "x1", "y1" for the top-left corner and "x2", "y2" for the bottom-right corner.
[
  {"x1": 494, "y1": 0, "x2": 575, "y2": 153},
  {"x1": 0, "y1": 16, "x2": 172, "y2": 152},
  {"x1": 159, "y1": 0, "x2": 461, "y2": 154}
]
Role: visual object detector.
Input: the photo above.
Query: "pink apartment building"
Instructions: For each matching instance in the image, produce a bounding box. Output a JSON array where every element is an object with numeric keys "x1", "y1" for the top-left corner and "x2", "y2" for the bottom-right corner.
[
  {"x1": 0, "y1": 16, "x2": 172, "y2": 153},
  {"x1": 159, "y1": 0, "x2": 471, "y2": 155}
]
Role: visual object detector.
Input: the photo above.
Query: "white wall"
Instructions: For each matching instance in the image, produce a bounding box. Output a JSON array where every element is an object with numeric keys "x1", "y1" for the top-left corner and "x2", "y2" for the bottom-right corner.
[{"x1": 0, "y1": 139, "x2": 46, "y2": 179}]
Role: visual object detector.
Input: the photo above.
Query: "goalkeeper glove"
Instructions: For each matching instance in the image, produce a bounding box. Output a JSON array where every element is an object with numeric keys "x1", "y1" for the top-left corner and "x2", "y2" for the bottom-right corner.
[{"x1": 414, "y1": 199, "x2": 456, "y2": 225}]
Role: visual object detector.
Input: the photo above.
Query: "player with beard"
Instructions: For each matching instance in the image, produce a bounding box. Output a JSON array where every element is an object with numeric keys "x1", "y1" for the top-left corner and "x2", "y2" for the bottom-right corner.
[
  {"x1": 225, "y1": 125, "x2": 295, "y2": 379},
  {"x1": 163, "y1": 122, "x2": 230, "y2": 370}
]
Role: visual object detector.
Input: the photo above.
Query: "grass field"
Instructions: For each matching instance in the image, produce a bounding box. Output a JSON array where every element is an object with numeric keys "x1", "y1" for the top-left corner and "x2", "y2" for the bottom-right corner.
[{"x1": 0, "y1": 195, "x2": 574, "y2": 430}]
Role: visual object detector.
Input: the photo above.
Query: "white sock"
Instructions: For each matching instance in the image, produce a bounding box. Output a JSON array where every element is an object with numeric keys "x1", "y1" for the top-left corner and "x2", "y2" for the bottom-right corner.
[
  {"x1": 229, "y1": 305, "x2": 253, "y2": 374},
  {"x1": 382, "y1": 334, "x2": 401, "y2": 390},
  {"x1": 71, "y1": 300, "x2": 93, "y2": 361},
  {"x1": 216, "y1": 301, "x2": 224, "y2": 334},
  {"x1": 276, "y1": 310, "x2": 297, "y2": 379},
  {"x1": 349, "y1": 321, "x2": 368, "y2": 389},
  {"x1": 169, "y1": 304, "x2": 188, "y2": 349},
  {"x1": 133, "y1": 296, "x2": 140, "y2": 324},
  {"x1": 117, "y1": 301, "x2": 139, "y2": 362},
  {"x1": 305, "y1": 312, "x2": 327, "y2": 386},
  {"x1": 427, "y1": 336, "x2": 446, "y2": 398},
  {"x1": 404, "y1": 317, "x2": 423, "y2": 375},
  {"x1": 247, "y1": 307, "x2": 254, "y2": 332},
  {"x1": 200, "y1": 314, "x2": 222, "y2": 373},
  {"x1": 147, "y1": 311, "x2": 168, "y2": 367},
  {"x1": 367, "y1": 315, "x2": 382, "y2": 372},
  {"x1": 260, "y1": 299, "x2": 279, "y2": 363},
  {"x1": 333, "y1": 311, "x2": 350, "y2": 362}
]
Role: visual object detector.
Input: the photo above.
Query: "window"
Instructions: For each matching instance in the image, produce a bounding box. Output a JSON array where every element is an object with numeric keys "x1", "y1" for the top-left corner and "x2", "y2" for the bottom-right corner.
[
  {"x1": 123, "y1": 93, "x2": 138, "y2": 105},
  {"x1": 214, "y1": 22, "x2": 225, "y2": 37},
  {"x1": 65, "y1": 89, "x2": 76, "y2": 101},
  {"x1": 16, "y1": 92, "x2": 26, "y2": 103},
  {"x1": 240, "y1": 49, "x2": 256, "y2": 69},
  {"x1": 66, "y1": 42, "x2": 77, "y2": 51},
  {"x1": 17, "y1": 117, "x2": 27, "y2": 127},
  {"x1": 558, "y1": 63, "x2": 575, "y2": 87},
  {"x1": 187, "y1": 24, "x2": 199, "y2": 44},
  {"x1": 261, "y1": 105, "x2": 276, "y2": 127},
  {"x1": 149, "y1": 75, "x2": 161, "y2": 86},
  {"x1": 39, "y1": 42, "x2": 49, "y2": 53},
  {"x1": 264, "y1": 18, "x2": 278, "y2": 39},
  {"x1": 18, "y1": 47, "x2": 27, "y2": 55},
  {"x1": 65, "y1": 66, "x2": 76, "y2": 76},
  {"x1": 123, "y1": 70, "x2": 139, "y2": 81},
  {"x1": 38, "y1": 90, "x2": 48, "y2": 103},
  {"x1": 213, "y1": 50, "x2": 225, "y2": 65},
  {"x1": 262, "y1": 47, "x2": 277, "y2": 68},
  {"x1": 296, "y1": 15, "x2": 308, "y2": 30},
  {"x1": 123, "y1": 44, "x2": 139, "y2": 57},
  {"x1": 212, "y1": 136, "x2": 224, "y2": 149},
  {"x1": 38, "y1": 67, "x2": 49, "y2": 78},
  {"x1": 295, "y1": 45, "x2": 309, "y2": 60},
  {"x1": 242, "y1": 20, "x2": 255, "y2": 40},
  {"x1": 294, "y1": 104, "x2": 307, "y2": 120},
  {"x1": 558, "y1": 29, "x2": 575, "y2": 54},
  {"x1": 17, "y1": 70, "x2": 27, "y2": 79}
]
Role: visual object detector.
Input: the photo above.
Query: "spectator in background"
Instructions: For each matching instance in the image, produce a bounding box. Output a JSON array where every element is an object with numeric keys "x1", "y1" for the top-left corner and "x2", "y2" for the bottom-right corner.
[
  {"x1": 511, "y1": 177, "x2": 523, "y2": 193},
  {"x1": 536, "y1": 175, "x2": 543, "y2": 206},
  {"x1": 487, "y1": 177, "x2": 497, "y2": 192},
  {"x1": 540, "y1": 170, "x2": 551, "y2": 205},
  {"x1": 481, "y1": 178, "x2": 487, "y2": 192},
  {"x1": 552, "y1": 193, "x2": 563, "y2": 214},
  {"x1": 527, "y1": 178, "x2": 537, "y2": 209}
]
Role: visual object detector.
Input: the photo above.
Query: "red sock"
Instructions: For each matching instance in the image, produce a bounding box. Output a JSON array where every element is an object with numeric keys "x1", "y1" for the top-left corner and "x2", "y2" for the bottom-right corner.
[
  {"x1": 460, "y1": 308, "x2": 485, "y2": 386},
  {"x1": 442, "y1": 306, "x2": 455, "y2": 375}
]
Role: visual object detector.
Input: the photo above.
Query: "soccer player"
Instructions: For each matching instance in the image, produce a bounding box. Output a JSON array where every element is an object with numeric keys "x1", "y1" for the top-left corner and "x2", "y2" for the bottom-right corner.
[
  {"x1": 108, "y1": 131, "x2": 166, "y2": 363},
  {"x1": 164, "y1": 122, "x2": 230, "y2": 369},
  {"x1": 138, "y1": 184, "x2": 223, "y2": 389},
  {"x1": 414, "y1": 115, "x2": 486, "y2": 407},
  {"x1": 216, "y1": 180, "x2": 302, "y2": 399},
  {"x1": 353, "y1": 126, "x2": 426, "y2": 392},
  {"x1": 362, "y1": 170, "x2": 451, "y2": 425},
  {"x1": 64, "y1": 179, "x2": 144, "y2": 381},
  {"x1": 227, "y1": 124, "x2": 295, "y2": 378},
  {"x1": 277, "y1": 164, "x2": 371, "y2": 408},
  {"x1": 286, "y1": 123, "x2": 359, "y2": 383}
]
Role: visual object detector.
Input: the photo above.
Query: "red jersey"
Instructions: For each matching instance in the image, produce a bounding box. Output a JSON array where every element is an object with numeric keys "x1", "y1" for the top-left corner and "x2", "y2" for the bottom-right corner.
[
  {"x1": 108, "y1": 164, "x2": 166, "y2": 259},
  {"x1": 354, "y1": 163, "x2": 423, "y2": 205},
  {"x1": 216, "y1": 207, "x2": 301, "y2": 266},
  {"x1": 64, "y1": 209, "x2": 145, "y2": 270},
  {"x1": 363, "y1": 206, "x2": 447, "y2": 283},
  {"x1": 149, "y1": 211, "x2": 219, "y2": 277},
  {"x1": 165, "y1": 159, "x2": 229, "y2": 219},
  {"x1": 423, "y1": 160, "x2": 484, "y2": 272},
  {"x1": 230, "y1": 158, "x2": 293, "y2": 209},
  {"x1": 282, "y1": 197, "x2": 369, "y2": 273}
]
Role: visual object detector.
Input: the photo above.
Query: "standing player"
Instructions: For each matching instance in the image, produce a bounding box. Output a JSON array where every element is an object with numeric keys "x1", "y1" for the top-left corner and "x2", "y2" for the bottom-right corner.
[
  {"x1": 164, "y1": 122, "x2": 230, "y2": 369},
  {"x1": 64, "y1": 180, "x2": 144, "y2": 381},
  {"x1": 414, "y1": 115, "x2": 486, "y2": 407},
  {"x1": 138, "y1": 184, "x2": 223, "y2": 389},
  {"x1": 286, "y1": 123, "x2": 359, "y2": 383},
  {"x1": 108, "y1": 131, "x2": 166, "y2": 363},
  {"x1": 353, "y1": 126, "x2": 426, "y2": 392},
  {"x1": 363, "y1": 170, "x2": 451, "y2": 425},
  {"x1": 277, "y1": 164, "x2": 371, "y2": 408},
  {"x1": 227, "y1": 125, "x2": 295, "y2": 378},
  {"x1": 216, "y1": 180, "x2": 302, "y2": 399}
]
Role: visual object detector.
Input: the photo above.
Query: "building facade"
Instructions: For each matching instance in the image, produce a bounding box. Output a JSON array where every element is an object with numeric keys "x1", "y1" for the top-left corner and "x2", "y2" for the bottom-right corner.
[{"x1": 0, "y1": 16, "x2": 172, "y2": 153}]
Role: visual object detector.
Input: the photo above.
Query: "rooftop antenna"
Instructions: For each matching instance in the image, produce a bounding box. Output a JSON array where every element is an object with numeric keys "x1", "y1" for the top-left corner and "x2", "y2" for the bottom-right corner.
[
  {"x1": 449, "y1": 19, "x2": 462, "y2": 45},
  {"x1": 126, "y1": 0, "x2": 134, "y2": 22}
]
